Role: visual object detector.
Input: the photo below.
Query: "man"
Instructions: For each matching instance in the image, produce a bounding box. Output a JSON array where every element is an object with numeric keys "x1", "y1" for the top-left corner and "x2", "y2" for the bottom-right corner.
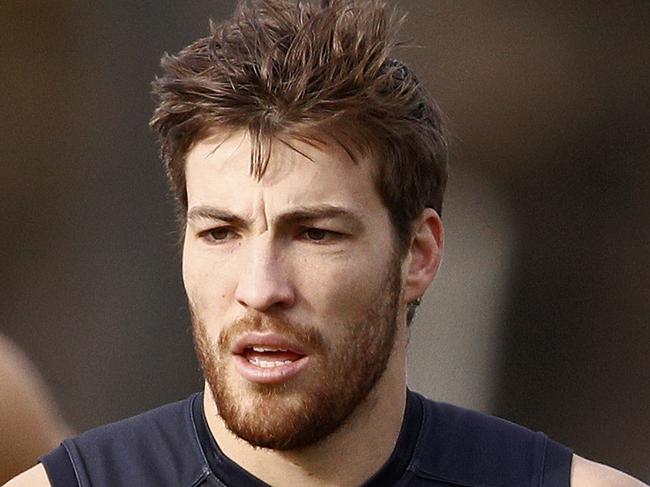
[{"x1": 6, "y1": 1, "x2": 646, "y2": 486}]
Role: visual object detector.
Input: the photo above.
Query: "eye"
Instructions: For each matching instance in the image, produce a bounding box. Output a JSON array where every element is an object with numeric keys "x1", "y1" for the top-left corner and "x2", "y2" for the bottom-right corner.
[
  {"x1": 200, "y1": 227, "x2": 236, "y2": 243},
  {"x1": 301, "y1": 228, "x2": 341, "y2": 242},
  {"x1": 306, "y1": 228, "x2": 327, "y2": 240}
]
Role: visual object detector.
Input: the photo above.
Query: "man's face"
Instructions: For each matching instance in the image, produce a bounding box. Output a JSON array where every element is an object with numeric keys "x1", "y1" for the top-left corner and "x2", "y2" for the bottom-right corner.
[{"x1": 183, "y1": 131, "x2": 406, "y2": 450}]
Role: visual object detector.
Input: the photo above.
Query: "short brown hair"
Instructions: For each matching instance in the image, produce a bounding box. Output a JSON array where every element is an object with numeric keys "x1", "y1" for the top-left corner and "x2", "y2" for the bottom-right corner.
[{"x1": 150, "y1": 0, "x2": 448, "y2": 255}]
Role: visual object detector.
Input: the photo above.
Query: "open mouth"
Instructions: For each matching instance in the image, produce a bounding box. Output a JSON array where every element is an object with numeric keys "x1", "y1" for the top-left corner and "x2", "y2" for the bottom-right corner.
[
  {"x1": 232, "y1": 333, "x2": 311, "y2": 384},
  {"x1": 243, "y1": 346, "x2": 306, "y2": 368}
]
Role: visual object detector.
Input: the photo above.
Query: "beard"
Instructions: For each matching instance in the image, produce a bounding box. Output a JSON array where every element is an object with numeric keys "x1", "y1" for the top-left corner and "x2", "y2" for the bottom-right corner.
[{"x1": 191, "y1": 255, "x2": 403, "y2": 451}]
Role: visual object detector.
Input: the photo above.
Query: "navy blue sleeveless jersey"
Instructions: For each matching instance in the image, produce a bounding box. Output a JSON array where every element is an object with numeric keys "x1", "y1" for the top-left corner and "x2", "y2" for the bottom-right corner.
[{"x1": 40, "y1": 390, "x2": 573, "y2": 486}]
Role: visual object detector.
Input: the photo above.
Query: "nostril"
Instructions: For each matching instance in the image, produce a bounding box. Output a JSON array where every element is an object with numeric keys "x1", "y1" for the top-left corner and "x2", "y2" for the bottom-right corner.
[{"x1": 234, "y1": 279, "x2": 295, "y2": 311}]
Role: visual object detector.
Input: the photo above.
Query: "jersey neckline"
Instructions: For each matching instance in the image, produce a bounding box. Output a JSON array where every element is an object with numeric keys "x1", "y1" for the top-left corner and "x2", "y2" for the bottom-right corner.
[{"x1": 191, "y1": 389, "x2": 423, "y2": 486}]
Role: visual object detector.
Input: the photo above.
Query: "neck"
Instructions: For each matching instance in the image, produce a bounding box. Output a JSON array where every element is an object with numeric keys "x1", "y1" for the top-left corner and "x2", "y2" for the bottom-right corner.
[{"x1": 203, "y1": 333, "x2": 408, "y2": 487}]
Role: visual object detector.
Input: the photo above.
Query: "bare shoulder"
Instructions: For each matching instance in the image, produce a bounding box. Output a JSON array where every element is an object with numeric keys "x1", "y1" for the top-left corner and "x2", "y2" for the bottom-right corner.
[
  {"x1": 0, "y1": 335, "x2": 69, "y2": 482},
  {"x1": 2, "y1": 464, "x2": 51, "y2": 487},
  {"x1": 571, "y1": 454, "x2": 648, "y2": 487}
]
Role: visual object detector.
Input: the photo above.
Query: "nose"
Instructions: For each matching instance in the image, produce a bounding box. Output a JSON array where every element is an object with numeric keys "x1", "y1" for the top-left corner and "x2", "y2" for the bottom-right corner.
[{"x1": 234, "y1": 236, "x2": 295, "y2": 312}]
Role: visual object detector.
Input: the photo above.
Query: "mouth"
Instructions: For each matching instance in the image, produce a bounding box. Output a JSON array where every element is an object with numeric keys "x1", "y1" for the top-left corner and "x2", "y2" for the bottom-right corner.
[
  {"x1": 242, "y1": 346, "x2": 305, "y2": 367},
  {"x1": 232, "y1": 332, "x2": 310, "y2": 384}
]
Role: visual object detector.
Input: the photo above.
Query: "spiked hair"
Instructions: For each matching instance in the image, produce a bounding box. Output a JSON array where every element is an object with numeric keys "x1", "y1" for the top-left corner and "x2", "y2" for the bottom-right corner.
[{"x1": 150, "y1": 0, "x2": 448, "y2": 259}]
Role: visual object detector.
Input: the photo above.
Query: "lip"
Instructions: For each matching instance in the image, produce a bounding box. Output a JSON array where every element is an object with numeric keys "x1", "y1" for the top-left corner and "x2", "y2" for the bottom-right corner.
[
  {"x1": 231, "y1": 332, "x2": 310, "y2": 384},
  {"x1": 233, "y1": 354, "x2": 310, "y2": 384}
]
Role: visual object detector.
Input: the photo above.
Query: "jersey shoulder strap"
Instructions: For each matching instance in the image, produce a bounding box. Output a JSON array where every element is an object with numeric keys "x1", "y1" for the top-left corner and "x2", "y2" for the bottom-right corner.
[
  {"x1": 408, "y1": 392, "x2": 573, "y2": 487},
  {"x1": 41, "y1": 393, "x2": 211, "y2": 487}
]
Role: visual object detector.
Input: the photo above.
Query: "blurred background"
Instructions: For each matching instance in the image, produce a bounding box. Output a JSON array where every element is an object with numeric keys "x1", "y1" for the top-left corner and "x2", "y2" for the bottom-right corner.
[{"x1": 1, "y1": 0, "x2": 648, "y2": 481}]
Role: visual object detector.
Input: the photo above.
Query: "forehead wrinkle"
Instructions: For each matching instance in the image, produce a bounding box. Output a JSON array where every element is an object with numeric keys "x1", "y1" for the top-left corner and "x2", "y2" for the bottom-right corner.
[
  {"x1": 255, "y1": 189, "x2": 269, "y2": 233},
  {"x1": 187, "y1": 133, "x2": 378, "y2": 233}
]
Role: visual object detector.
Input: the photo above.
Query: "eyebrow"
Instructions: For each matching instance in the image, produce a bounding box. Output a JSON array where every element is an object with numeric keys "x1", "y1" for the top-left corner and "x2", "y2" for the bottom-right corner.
[
  {"x1": 186, "y1": 204, "x2": 365, "y2": 231},
  {"x1": 187, "y1": 206, "x2": 247, "y2": 227}
]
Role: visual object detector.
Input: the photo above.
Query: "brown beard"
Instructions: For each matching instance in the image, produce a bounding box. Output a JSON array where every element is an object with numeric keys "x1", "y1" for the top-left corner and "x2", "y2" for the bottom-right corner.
[{"x1": 191, "y1": 255, "x2": 402, "y2": 451}]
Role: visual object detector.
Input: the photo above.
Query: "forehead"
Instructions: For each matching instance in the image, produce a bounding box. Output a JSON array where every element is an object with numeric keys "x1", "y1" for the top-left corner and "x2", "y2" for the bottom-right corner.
[{"x1": 184, "y1": 131, "x2": 385, "y2": 216}]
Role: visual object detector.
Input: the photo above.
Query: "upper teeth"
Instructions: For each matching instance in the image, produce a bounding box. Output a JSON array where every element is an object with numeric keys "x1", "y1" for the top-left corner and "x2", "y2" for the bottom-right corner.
[
  {"x1": 252, "y1": 346, "x2": 287, "y2": 352},
  {"x1": 248, "y1": 357, "x2": 293, "y2": 368}
]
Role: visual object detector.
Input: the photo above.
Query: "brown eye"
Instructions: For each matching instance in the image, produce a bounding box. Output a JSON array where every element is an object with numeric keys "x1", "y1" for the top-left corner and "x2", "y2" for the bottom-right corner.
[
  {"x1": 305, "y1": 228, "x2": 328, "y2": 241},
  {"x1": 207, "y1": 228, "x2": 231, "y2": 241}
]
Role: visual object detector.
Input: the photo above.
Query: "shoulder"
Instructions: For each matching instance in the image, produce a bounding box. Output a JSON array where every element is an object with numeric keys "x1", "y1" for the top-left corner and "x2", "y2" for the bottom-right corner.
[
  {"x1": 0, "y1": 335, "x2": 69, "y2": 482},
  {"x1": 571, "y1": 455, "x2": 648, "y2": 487},
  {"x1": 416, "y1": 393, "x2": 553, "y2": 452},
  {"x1": 3, "y1": 464, "x2": 51, "y2": 487},
  {"x1": 412, "y1": 393, "x2": 572, "y2": 486},
  {"x1": 0, "y1": 338, "x2": 68, "y2": 434},
  {"x1": 48, "y1": 394, "x2": 207, "y2": 486}
]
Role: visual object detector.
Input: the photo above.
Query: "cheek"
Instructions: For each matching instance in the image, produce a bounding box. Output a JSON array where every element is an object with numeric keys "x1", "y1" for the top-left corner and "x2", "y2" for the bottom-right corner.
[
  {"x1": 297, "y1": 255, "x2": 385, "y2": 317},
  {"x1": 182, "y1": 248, "x2": 231, "y2": 318},
  {"x1": 182, "y1": 249, "x2": 205, "y2": 305}
]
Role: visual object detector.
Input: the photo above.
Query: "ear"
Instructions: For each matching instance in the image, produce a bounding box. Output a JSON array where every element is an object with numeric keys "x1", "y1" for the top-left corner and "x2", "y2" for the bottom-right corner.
[{"x1": 402, "y1": 208, "x2": 444, "y2": 304}]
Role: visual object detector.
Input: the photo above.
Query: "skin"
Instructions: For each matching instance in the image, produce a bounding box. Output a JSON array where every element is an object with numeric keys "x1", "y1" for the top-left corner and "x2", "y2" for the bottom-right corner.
[
  {"x1": 0, "y1": 335, "x2": 70, "y2": 485},
  {"x1": 185, "y1": 131, "x2": 430, "y2": 486},
  {"x1": 5, "y1": 131, "x2": 646, "y2": 486}
]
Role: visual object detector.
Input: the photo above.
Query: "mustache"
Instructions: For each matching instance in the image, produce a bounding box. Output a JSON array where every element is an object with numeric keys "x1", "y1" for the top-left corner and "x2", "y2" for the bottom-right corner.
[{"x1": 217, "y1": 313, "x2": 327, "y2": 353}]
